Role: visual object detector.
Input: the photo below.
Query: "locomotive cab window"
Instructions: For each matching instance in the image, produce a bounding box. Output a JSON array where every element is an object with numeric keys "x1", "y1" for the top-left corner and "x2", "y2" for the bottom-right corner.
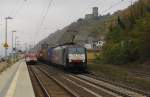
[{"x1": 68, "y1": 48, "x2": 85, "y2": 54}]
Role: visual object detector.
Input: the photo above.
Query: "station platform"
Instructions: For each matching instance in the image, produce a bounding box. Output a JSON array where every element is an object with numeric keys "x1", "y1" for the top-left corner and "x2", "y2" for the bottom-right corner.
[{"x1": 0, "y1": 60, "x2": 35, "y2": 97}]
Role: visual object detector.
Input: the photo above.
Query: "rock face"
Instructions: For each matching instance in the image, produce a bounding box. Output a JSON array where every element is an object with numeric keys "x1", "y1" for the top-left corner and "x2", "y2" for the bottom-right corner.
[{"x1": 34, "y1": 14, "x2": 114, "y2": 49}]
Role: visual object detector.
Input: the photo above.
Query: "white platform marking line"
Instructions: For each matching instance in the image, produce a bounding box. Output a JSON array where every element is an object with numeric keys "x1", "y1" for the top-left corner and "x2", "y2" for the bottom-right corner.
[
  {"x1": 62, "y1": 76, "x2": 102, "y2": 97},
  {"x1": 4, "y1": 62, "x2": 22, "y2": 97}
]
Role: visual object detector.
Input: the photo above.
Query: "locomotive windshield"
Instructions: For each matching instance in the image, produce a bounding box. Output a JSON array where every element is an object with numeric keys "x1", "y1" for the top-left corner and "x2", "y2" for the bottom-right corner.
[{"x1": 68, "y1": 48, "x2": 85, "y2": 54}]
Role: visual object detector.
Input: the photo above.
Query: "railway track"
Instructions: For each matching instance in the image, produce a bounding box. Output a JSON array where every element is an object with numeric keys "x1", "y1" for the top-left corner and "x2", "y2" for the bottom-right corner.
[
  {"x1": 28, "y1": 65, "x2": 77, "y2": 97},
  {"x1": 130, "y1": 71, "x2": 150, "y2": 80},
  {"x1": 74, "y1": 74, "x2": 147, "y2": 97},
  {"x1": 89, "y1": 72, "x2": 150, "y2": 97},
  {"x1": 28, "y1": 66, "x2": 50, "y2": 97},
  {"x1": 37, "y1": 64, "x2": 147, "y2": 97},
  {"x1": 38, "y1": 66, "x2": 120, "y2": 97}
]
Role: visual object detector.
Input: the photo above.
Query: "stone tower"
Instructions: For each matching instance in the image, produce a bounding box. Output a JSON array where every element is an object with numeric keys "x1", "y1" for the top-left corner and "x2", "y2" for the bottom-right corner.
[{"x1": 93, "y1": 7, "x2": 98, "y2": 17}]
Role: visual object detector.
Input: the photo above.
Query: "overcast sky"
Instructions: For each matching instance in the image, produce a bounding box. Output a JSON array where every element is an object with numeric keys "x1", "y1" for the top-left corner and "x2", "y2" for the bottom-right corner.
[{"x1": 0, "y1": 0, "x2": 138, "y2": 56}]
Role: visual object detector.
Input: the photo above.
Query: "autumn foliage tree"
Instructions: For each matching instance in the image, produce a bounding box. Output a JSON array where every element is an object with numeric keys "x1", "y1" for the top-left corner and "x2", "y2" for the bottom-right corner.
[{"x1": 102, "y1": 0, "x2": 150, "y2": 64}]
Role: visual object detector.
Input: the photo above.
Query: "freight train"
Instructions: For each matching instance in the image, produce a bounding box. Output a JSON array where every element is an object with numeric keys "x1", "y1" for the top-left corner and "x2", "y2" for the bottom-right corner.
[{"x1": 37, "y1": 45, "x2": 87, "y2": 70}]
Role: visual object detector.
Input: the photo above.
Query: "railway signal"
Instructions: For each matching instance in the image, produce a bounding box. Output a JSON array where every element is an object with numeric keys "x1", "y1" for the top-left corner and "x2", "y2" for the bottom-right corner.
[{"x1": 3, "y1": 42, "x2": 9, "y2": 48}]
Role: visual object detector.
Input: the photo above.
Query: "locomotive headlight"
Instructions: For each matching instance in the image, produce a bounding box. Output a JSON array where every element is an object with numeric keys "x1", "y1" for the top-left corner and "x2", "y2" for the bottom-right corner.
[
  {"x1": 82, "y1": 60, "x2": 85, "y2": 62},
  {"x1": 69, "y1": 59, "x2": 72, "y2": 62}
]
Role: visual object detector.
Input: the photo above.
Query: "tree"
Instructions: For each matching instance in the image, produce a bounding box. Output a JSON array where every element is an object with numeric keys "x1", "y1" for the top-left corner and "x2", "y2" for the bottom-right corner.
[{"x1": 117, "y1": 16, "x2": 125, "y2": 29}]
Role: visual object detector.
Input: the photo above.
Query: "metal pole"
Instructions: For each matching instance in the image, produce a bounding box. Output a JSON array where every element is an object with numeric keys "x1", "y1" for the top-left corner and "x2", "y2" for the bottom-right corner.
[
  {"x1": 12, "y1": 31, "x2": 13, "y2": 62},
  {"x1": 5, "y1": 18, "x2": 7, "y2": 58},
  {"x1": 15, "y1": 37, "x2": 17, "y2": 51},
  {"x1": 15, "y1": 36, "x2": 18, "y2": 61},
  {"x1": 12, "y1": 31, "x2": 16, "y2": 62},
  {"x1": 12, "y1": 31, "x2": 13, "y2": 52},
  {"x1": 15, "y1": 37, "x2": 17, "y2": 61},
  {"x1": 12, "y1": 31, "x2": 16, "y2": 52},
  {"x1": 4, "y1": 17, "x2": 13, "y2": 59}
]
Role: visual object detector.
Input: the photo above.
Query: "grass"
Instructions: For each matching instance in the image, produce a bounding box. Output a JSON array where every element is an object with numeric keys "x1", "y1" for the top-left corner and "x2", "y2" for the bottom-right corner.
[
  {"x1": 88, "y1": 63, "x2": 129, "y2": 80},
  {"x1": 0, "y1": 59, "x2": 17, "y2": 74},
  {"x1": 87, "y1": 62, "x2": 150, "y2": 91},
  {"x1": 0, "y1": 63, "x2": 10, "y2": 73}
]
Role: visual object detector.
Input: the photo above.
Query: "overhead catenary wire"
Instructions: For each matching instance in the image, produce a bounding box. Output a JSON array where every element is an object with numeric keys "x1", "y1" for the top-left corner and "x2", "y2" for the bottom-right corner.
[
  {"x1": 9, "y1": 0, "x2": 27, "y2": 17},
  {"x1": 13, "y1": 0, "x2": 27, "y2": 17},
  {"x1": 33, "y1": 0, "x2": 134, "y2": 47},
  {"x1": 9, "y1": 0, "x2": 20, "y2": 17},
  {"x1": 124, "y1": 0, "x2": 135, "y2": 5},
  {"x1": 0, "y1": 0, "x2": 24, "y2": 26},
  {"x1": 101, "y1": 0, "x2": 125, "y2": 14},
  {"x1": 34, "y1": 0, "x2": 53, "y2": 45},
  {"x1": 37, "y1": 0, "x2": 53, "y2": 33},
  {"x1": 30, "y1": 1, "x2": 48, "y2": 46},
  {"x1": 102, "y1": 0, "x2": 137, "y2": 14}
]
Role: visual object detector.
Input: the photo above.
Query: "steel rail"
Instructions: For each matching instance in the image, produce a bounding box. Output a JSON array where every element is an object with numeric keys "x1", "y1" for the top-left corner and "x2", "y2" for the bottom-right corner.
[
  {"x1": 29, "y1": 67, "x2": 51, "y2": 97},
  {"x1": 38, "y1": 66, "x2": 121, "y2": 97},
  {"x1": 75, "y1": 74, "x2": 146, "y2": 97},
  {"x1": 90, "y1": 71, "x2": 150, "y2": 96},
  {"x1": 36, "y1": 67, "x2": 81, "y2": 97}
]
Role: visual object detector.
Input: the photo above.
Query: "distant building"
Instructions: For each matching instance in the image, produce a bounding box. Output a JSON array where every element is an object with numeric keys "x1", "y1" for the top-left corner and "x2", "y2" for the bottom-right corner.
[
  {"x1": 85, "y1": 7, "x2": 99, "y2": 20},
  {"x1": 85, "y1": 14, "x2": 93, "y2": 20},
  {"x1": 92, "y1": 40, "x2": 105, "y2": 49},
  {"x1": 84, "y1": 40, "x2": 105, "y2": 49},
  {"x1": 84, "y1": 36, "x2": 105, "y2": 50},
  {"x1": 93, "y1": 7, "x2": 98, "y2": 17},
  {"x1": 84, "y1": 43, "x2": 92, "y2": 49}
]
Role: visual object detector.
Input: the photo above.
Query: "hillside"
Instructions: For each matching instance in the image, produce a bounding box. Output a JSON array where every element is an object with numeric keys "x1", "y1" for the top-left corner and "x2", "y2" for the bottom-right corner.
[
  {"x1": 102, "y1": 0, "x2": 150, "y2": 64},
  {"x1": 35, "y1": 0, "x2": 150, "y2": 63},
  {"x1": 34, "y1": 13, "x2": 115, "y2": 49},
  {"x1": 33, "y1": 0, "x2": 150, "y2": 92}
]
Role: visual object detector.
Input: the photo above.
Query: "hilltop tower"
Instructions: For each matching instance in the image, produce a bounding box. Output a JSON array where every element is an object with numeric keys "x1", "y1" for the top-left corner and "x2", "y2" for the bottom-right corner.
[
  {"x1": 93, "y1": 7, "x2": 98, "y2": 17},
  {"x1": 85, "y1": 7, "x2": 99, "y2": 20}
]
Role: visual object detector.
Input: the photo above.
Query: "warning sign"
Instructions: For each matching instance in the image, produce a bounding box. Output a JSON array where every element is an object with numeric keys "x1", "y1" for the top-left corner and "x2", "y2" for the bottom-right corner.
[{"x1": 3, "y1": 42, "x2": 9, "y2": 48}]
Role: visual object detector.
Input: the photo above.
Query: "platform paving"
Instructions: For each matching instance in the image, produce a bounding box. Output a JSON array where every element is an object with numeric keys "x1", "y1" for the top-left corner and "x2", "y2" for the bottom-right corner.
[{"x1": 0, "y1": 60, "x2": 35, "y2": 97}]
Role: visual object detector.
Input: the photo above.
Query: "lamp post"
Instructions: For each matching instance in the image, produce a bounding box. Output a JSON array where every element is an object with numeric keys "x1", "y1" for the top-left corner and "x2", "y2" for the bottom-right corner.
[
  {"x1": 15, "y1": 36, "x2": 18, "y2": 51},
  {"x1": 15, "y1": 36, "x2": 18, "y2": 61},
  {"x1": 12, "y1": 30, "x2": 16, "y2": 62},
  {"x1": 4, "y1": 17, "x2": 13, "y2": 58},
  {"x1": 12, "y1": 30, "x2": 16, "y2": 52}
]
